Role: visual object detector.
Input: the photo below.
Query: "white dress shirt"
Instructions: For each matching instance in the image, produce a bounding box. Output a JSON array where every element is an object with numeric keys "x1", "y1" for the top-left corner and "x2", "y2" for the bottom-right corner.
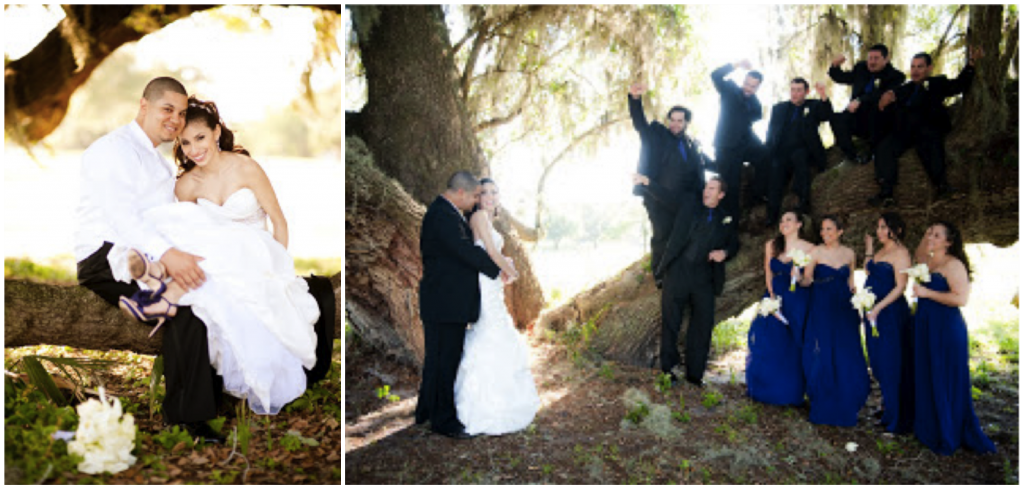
[{"x1": 74, "y1": 120, "x2": 176, "y2": 272}]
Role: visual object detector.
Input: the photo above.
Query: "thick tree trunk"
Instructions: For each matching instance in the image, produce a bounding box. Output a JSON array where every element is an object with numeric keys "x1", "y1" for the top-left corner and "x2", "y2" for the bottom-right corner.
[
  {"x1": 4, "y1": 274, "x2": 342, "y2": 354},
  {"x1": 351, "y1": 5, "x2": 486, "y2": 204},
  {"x1": 538, "y1": 137, "x2": 1018, "y2": 368},
  {"x1": 955, "y1": 5, "x2": 1011, "y2": 143},
  {"x1": 346, "y1": 5, "x2": 546, "y2": 367}
]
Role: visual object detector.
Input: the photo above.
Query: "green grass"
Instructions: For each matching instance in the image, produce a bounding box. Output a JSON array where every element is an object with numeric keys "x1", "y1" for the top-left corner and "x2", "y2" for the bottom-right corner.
[
  {"x1": 292, "y1": 257, "x2": 341, "y2": 277},
  {"x1": 4, "y1": 257, "x2": 77, "y2": 284},
  {"x1": 711, "y1": 316, "x2": 749, "y2": 354}
]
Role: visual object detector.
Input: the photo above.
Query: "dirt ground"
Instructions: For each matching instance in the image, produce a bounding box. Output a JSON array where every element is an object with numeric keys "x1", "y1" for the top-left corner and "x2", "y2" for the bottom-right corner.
[{"x1": 345, "y1": 327, "x2": 1017, "y2": 484}]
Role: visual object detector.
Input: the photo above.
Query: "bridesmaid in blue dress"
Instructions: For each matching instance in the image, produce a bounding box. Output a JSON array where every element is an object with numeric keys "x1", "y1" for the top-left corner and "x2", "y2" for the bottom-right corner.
[
  {"x1": 798, "y1": 214, "x2": 869, "y2": 427},
  {"x1": 746, "y1": 210, "x2": 815, "y2": 405},
  {"x1": 910, "y1": 221, "x2": 996, "y2": 455},
  {"x1": 863, "y1": 212, "x2": 913, "y2": 433}
]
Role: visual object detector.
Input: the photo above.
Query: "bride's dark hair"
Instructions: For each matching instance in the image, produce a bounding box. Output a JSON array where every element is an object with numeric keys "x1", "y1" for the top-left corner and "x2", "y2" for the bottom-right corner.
[{"x1": 173, "y1": 96, "x2": 249, "y2": 177}]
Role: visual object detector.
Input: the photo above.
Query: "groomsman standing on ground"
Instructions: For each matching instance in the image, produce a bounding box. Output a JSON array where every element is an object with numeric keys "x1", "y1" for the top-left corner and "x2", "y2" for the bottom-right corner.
[
  {"x1": 710, "y1": 59, "x2": 768, "y2": 218},
  {"x1": 628, "y1": 82, "x2": 710, "y2": 283},
  {"x1": 763, "y1": 78, "x2": 832, "y2": 226},
  {"x1": 871, "y1": 47, "x2": 983, "y2": 207},
  {"x1": 828, "y1": 43, "x2": 906, "y2": 166}
]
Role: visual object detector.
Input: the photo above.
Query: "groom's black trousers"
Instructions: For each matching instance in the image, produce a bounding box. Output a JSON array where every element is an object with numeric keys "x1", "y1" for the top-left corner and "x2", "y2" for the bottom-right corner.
[
  {"x1": 660, "y1": 260, "x2": 716, "y2": 382},
  {"x1": 77, "y1": 242, "x2": 336, "y2": 424},
  {"x1": 414, "y1": 321, "x2": 467, "y2": 434}
]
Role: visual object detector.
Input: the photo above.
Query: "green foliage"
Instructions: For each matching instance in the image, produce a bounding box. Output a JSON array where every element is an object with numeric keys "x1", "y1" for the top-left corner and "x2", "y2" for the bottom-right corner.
[
  {"x1": 17, "y1": 355, "x2": 115, "y2": 406},
  {"x1": 624, "y1": 402, "x2": 650, "y2": 424},
  {"x1": 153, "y1": 425, "x2": 194, "y2": 450},
  {"x1": 732, "y1": 403, "x2": 758, "y2": 425},
  {"x1": 149, "y1": 355, "x2": 164, "y2": 418},
  {"x1": 711, "y1": 317, "x2": 749, "y2": 355},
  {"x1": 4, "y1": 258, "x2": 77, "y2": 284},
  {"x1": 655, "y1": 372, "x2": 673, "y2": 394},
  {"x1": 5, "y1": 378, "x2": 82, "y2": 484},
  {"x1": 375, "y1": 384, "x2": 400, "y2": 402},
  {"x1": 875, "y1": 439, "x2": 903, "y2": 456},
  {"x1": 281, "y1": 429, "x2": 319, "y2": 452},
  {"x1": 210, "y1": 469, "x2": 239, "y2": 484},
  {"x1": 599, "y1": 362, "x2": 615, "y2": 380},
  {"x1": 293, "y1": 257, "x2": 341, "y2": 277},
  {"x1": 702, "y1": 390, "x2": 723, "y2": 409}
]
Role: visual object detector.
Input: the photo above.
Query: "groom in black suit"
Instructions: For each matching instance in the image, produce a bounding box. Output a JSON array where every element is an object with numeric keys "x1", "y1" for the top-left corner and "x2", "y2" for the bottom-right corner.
[
  {"x1": 414, "y1": 171, "x2": 502, "y2": 439},
  {"x1": 655, "y1": 176, "x2": 738, "y2": 386}
]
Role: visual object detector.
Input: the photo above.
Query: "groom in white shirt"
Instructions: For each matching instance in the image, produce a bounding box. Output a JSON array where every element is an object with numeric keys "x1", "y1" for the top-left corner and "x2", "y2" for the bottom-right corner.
[{"x1": 75, "y1": 77, "x2": 225, "y2": 443}]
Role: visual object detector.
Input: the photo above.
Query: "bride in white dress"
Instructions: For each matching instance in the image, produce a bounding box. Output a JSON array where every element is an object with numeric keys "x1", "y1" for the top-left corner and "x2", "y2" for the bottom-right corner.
[
  {"x1": 116, "y1": 97, "x2": 319, "y2": 415},
  {"x1": 454, "y1": 178, "x2": 540, "y2": 435}
]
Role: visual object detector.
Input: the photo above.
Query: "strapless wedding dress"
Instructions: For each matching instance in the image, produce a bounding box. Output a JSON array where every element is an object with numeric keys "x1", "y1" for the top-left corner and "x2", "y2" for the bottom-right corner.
[
  {"x1": 454, "y1": 226, "x2": 539, "y2": 435},
  {"x1": 137, "y1": 188, "x2": 320, "y2": 414}
]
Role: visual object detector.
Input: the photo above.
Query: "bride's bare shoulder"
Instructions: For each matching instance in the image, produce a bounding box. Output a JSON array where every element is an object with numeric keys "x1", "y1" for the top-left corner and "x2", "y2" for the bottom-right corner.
[{"x1": 174, "y1": 172, "x2": 199, "y2": 201}]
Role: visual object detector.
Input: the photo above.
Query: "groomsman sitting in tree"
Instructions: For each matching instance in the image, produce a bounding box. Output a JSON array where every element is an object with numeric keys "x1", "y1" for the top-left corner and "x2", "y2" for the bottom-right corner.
[
  {"x1": 763, "y1": 78, "x2": 832, "y2": 227},
  {"x1": 871, "y1": 47, "x2": 983, "y2": 207},
  {"x1": 828, "y1": 43, "x2": 906, "y2": 165},
  {"x1": 710, "y1": 59, "x2": 768, "y2": 218},
  {"x1": 628, "y1": 82, "x2": 710, "y2": 285}
]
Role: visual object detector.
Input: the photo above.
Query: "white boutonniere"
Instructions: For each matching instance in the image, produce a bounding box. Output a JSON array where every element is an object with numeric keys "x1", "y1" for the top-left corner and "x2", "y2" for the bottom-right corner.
[
  {"x1": 923, "y1": 80, "x2": 930, "y2": 90},
  {"x1": 722, "y1": 216, "x2": 732, "y2": 224},
  {"x1": 874, "y1": 79, "x2": 880, "y2": 88},
  {"x1": 803, "y1": 107, "x2": 809, "y2": 117}
]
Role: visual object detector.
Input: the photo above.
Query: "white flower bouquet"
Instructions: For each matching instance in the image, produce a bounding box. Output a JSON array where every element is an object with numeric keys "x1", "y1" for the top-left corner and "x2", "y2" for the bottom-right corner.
[
  {"x1": 788, "y1": 249, "x2": 811, "y2": 292},
  {"x1": 902, "y1": 263, "x2": 932, "y2": 310},
  {"x1": 757, "y1": 296, "x2": 788, "y2": 325},
  {"x1": 851, "y1": 287, "x2": 878, "y2": 337},
  {"x1": 67, "y1": 387, "x2": 137, "y2": 475}
]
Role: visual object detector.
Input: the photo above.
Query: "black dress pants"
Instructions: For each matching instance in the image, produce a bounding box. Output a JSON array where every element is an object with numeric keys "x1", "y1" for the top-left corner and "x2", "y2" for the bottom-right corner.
[
  {"x1": 874, "y1": 127, "x2": 947, "y2": 194},
  {"x1": 767, "y1": 147, "x2": 811, "y2": 223},
  {"x1": 414, "y1": 321, "x2": 468, "y2": 434},
  {"x1": 660, "y1": 272, "x2": 716, "y2": 381},
  {"x1": 715, "y1": 141, "x2": 768, "y2": 217},
  {"x1": 831, "y1": 106, "x2": 894, "y2": 158}
]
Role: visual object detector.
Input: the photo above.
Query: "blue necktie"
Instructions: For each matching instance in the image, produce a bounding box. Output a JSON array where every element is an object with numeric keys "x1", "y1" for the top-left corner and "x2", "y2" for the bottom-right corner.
[
  {"x1": 707, "y1": 208, "x2": 713, "y2": 223},
  {"x1": 864, "y1": 76, "x2": 875, "y2": 94},
  {"x1": 906, "y1": 84, "x2": 920, "y2": 107},
  {"x1": 678, "y1": 139, "x2": 689, "y2": 163},
  {"x1": 790, "y1": 105, "x2": 799, "y2": 123}
]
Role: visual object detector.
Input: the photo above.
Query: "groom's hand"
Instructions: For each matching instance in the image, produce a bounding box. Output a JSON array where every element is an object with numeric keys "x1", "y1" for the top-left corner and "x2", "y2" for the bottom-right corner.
[{"x1": 160, "y1": 248, "x2": 206, "y2": 290}]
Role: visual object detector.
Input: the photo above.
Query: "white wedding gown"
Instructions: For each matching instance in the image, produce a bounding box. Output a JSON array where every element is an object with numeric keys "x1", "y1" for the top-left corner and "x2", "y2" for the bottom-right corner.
[
  {"x1": 126, "y1": 188, "x2": 320, "y2": 415},
  {"x1": 454, "y1": 226, "x2": 540, "y2": 435}
]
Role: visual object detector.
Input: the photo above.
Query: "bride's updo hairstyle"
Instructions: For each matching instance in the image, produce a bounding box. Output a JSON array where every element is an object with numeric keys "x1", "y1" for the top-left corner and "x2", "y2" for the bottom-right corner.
[{"x1": 173, "y1": 96, "x2": 250, "y2": 176}]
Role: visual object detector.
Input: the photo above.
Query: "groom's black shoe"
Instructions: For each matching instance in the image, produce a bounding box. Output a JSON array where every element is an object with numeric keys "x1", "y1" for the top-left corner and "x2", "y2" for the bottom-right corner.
[
  {"x1": 435, "y1": 428, "x2": 476, "y2": 440},
  {"x1": 180, "y1": 422, "x2": 227, "y2": 444},
  {"x1": 685, "y1": 376, "x2": 705, "y2": 388}
]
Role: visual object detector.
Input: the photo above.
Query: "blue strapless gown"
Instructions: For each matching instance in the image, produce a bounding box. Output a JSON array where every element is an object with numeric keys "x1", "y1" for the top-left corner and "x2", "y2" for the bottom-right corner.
[
  {"x1": 802, "y1": 264, "x2": 869, "y2": 427},
  {"x1": 746, "y1": 257, "x2": 810, "y2": 405},
  {"x1": 864, "y1": 260, "x2": 913, "y2": 433},
  {"x1": 913, "y1": 273, "x2": 996, "y2": 455}
]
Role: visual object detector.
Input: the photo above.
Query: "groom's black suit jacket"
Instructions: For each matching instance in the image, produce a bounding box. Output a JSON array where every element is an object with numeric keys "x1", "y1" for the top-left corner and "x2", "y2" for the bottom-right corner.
[{"x1": 419, "y1": 196, "x2": 501, "y2": 325}]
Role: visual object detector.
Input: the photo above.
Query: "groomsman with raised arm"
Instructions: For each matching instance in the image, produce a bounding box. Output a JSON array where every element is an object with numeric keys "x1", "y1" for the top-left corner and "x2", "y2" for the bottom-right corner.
[
  {"x1": 628, "y1": 83, "x2": 710, "y2": 283},
  {"x1": 710, "y1": 59, "x2": 768, "y2": 218},
  {"x1": 763, "y1": 78, "x2": 832, "y2": 227},
  {"x1": 871, "y1": 47, "x2": 983, "y2": 207},
  {"x1": 828, "y1": 43, "x2": 906, "y2": 166}
]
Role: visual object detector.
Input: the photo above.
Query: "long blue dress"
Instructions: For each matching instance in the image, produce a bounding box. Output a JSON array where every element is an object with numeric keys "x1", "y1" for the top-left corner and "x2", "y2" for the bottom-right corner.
[
  {"x1": 802, "y1": 264, "x2": 870, "y2": 427},
  {"x1": 913, "y1": 272, "x2": 996, "y2": 455},
  {"x1": 747, "y1": 257, "x2": 810, "y2": 405},
  {"x1": 863, "y1": 259, "x2": 913, "y2": 433}
]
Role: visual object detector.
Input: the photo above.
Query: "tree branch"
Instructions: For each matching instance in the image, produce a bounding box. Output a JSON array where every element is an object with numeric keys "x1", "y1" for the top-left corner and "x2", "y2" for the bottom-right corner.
[
  {"x1": 934, "y1": 5, "x2": 967, "y2": 66},
  {"x1": 473, "y1": 73, "x2": 535, "y2": 133},
  {"x1": 4, "y1": 274, "x2": 341, "y2": 355}
]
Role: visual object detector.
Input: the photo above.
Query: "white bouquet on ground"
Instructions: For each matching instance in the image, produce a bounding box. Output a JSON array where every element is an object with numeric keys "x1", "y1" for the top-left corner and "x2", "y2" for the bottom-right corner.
[
  {"x1": 901, "y1": 263, "x2": 932, "y2": 311},
  {"x1": 67, "y1": 387, "x2": 137, "y2": 474},
  {"x1": 788, "y1": 249, "x2": 812, "y2": 292},
  {"x1": 757, "y1": 296, "x2": 788, "y2": 325},
  {"x1": 851, "y1": 287, "x2": 878, "y2": 337}
]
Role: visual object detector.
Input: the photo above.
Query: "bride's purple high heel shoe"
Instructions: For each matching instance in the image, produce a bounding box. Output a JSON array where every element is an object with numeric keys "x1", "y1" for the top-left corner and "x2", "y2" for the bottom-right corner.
[
  {"x1": 127, "y1": 249, "x2": 166, "y2": 290},
  {"x1": 119, "y1": 294, "x2": 179, "y2": 338}
]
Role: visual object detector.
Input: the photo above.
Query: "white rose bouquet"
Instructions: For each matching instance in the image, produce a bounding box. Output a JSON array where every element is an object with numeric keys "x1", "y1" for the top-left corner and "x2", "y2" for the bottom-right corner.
[
  {"x1": 901, "y1": 263, "x2": 932, "y2": 311},
  {"x1": 758, "y1": 296, "x2": 788, "y2": 325},
  {"x1": 851, "y1": 287, "x2": 878, "y2": 337},
  {"x1": 67, "y1": 387, "x2": 137, "y2": 475},
  {"x1": 788, "y1": 249, "x2": 812, "y2": 292}
]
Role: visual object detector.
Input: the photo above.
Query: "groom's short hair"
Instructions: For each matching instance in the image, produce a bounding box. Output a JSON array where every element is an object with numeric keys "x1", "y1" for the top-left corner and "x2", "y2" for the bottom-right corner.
[
  {"x1": 142, "y1": 77, "x2": 188, "y2": 101},
  {"x1": 446, "y1": 171, "x2": 479, "y2": 192}
]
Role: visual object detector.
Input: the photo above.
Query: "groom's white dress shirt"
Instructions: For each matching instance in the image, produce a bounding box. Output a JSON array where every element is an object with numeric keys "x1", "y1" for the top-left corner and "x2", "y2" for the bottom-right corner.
[{"x1": 74, "y1": 120, "x2": 176, "y2": 278}]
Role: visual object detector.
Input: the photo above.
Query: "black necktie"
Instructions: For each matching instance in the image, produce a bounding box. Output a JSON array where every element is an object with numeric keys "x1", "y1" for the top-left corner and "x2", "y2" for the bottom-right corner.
[
  {"x1": 790, "y1": 105, "x2": 799, "y2": 123},
  {"x1": 907, "y1": 84, "x2": 920, "y2": 107}
]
